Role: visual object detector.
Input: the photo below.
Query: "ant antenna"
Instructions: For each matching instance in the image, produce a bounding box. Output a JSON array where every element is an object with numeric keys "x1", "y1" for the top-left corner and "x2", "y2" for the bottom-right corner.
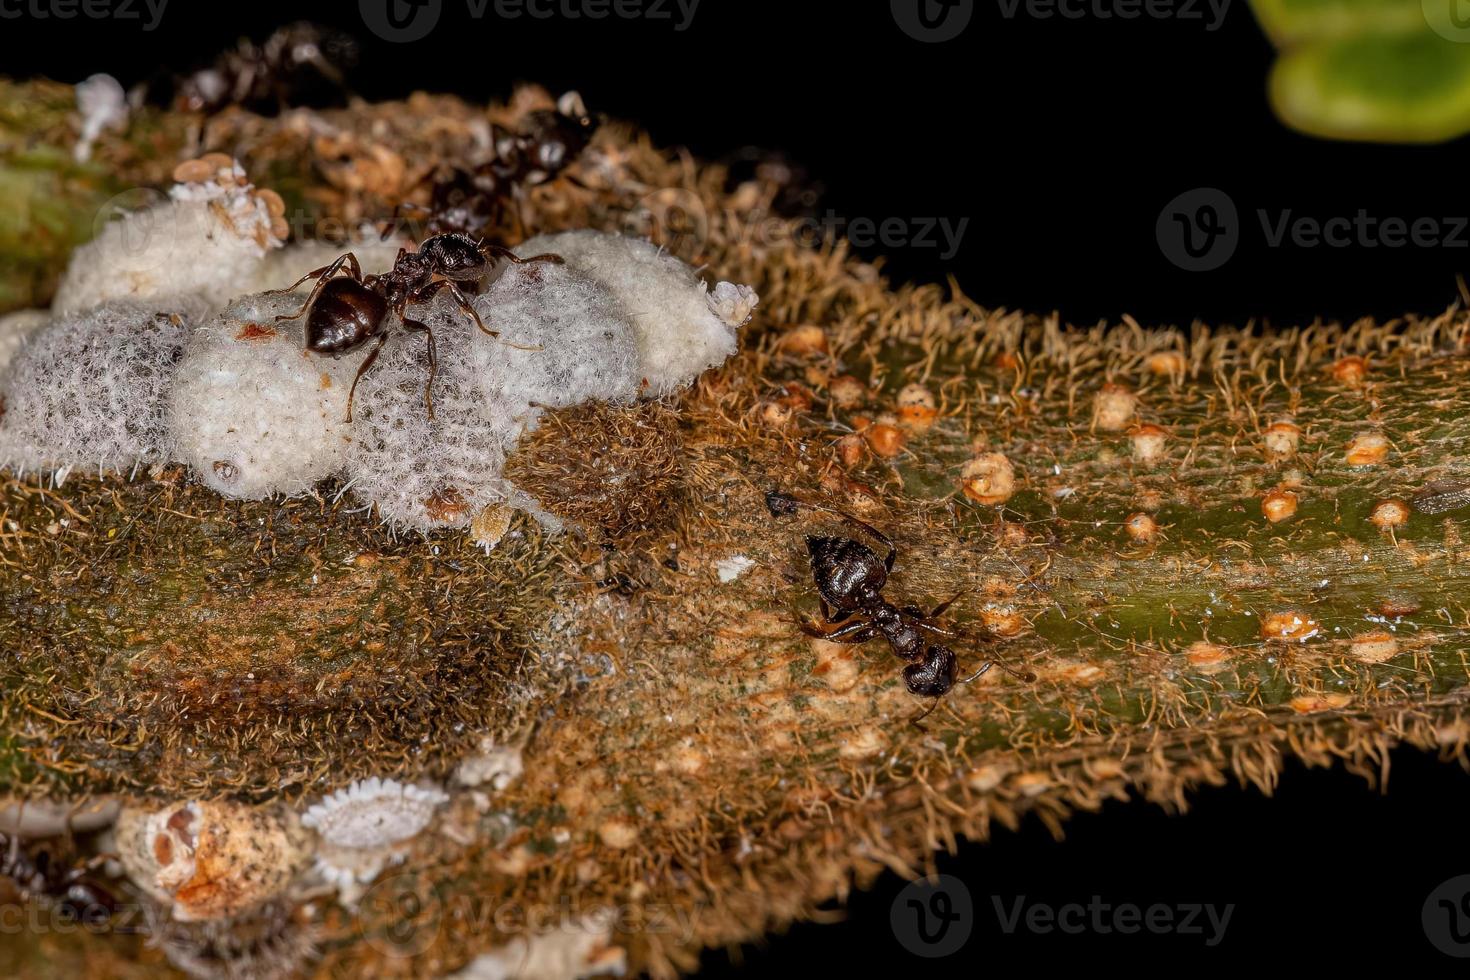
[
  {"x1": 961, "y1": 658, "x2": 1036, "y2": 685},
  {"x1": 764, "y1": 489, "x2": 895, "y2": 552},
  {"x1": 959, "y1": 663, "x2": 992, "y2": 684}
]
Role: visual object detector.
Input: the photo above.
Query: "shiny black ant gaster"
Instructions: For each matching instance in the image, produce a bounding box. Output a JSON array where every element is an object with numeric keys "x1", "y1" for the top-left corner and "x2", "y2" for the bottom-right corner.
[
  {"x1": 274, "y1": 233, "x2": 561, "y2": 422},
  {"x1": 766, "y1": 490, "x2": 1034, "y2": 721}
]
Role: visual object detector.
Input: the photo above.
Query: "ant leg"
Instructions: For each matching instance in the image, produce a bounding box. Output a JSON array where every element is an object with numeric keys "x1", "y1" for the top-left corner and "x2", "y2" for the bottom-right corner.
[
  {"x1": 275, "y1": 264, "x2": 333, "y2": 295},
  {"x1": 928, "y1": 590, "x2": 967, "y2": 618},
  {"x1": 412, "y1": 280, "x2": 495, "y2": 338},
  {"x1": 274, "y1": 252, "x2": 363, "y2": 322},
  {"x1": 417, "y1": 277, "x2": 543, "y2": 352},
  {"x1": 443, "y1": 281, "x2": 490, "y2": 335},
  {"x1": 278, "y1": 251, "x2": 363, "y2": 295},
  {"x1": 800, "y1": 618, "x2": 879, "y2": 643},
  {"x1": 909, "y1": 698, "x2": 941, "y2": 731},
  {"x1": 401, "y1": 317, "x2": 438, "y2": 420},
  {"x1": 344, "y1": 334, "x2": 388, "y2": 424},
  {"x1": 914, "y1": 620, "x2": 959, "y2": 639},
  {"x1": 510, "y1": 191, "x2": 527, "y2": 240},
  {"x1": 819, "y1": 597, "x2": 840, "y2": 623}
]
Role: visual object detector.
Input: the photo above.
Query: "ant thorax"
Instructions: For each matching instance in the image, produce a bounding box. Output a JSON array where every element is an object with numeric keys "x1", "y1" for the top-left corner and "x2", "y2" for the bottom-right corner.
[
  {"x1": 392, "y1": 252, "x2": 432, "y2": 288},
  {"x1": 871, "y1": 603, "x2": 903, "y2": 627}
]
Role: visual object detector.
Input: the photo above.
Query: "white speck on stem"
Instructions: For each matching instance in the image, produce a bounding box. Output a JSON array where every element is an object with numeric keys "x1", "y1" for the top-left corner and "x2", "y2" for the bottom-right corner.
[{"x1": 716, "y1": 555, "x2": 756, "y2": 583}]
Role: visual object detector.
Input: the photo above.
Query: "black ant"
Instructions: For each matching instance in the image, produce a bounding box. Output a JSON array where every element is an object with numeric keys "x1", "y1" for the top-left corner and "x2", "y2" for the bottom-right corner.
[
  {"x1": 2, "y1": 831, "x2": 118, "y2": 925},
  {"x1": 765, "y1": 490, "x2": 1034, "y2": 724},
  {"x1": 394, "y1": 92, "x2": 599, "y2": 240},
  {"x1": 167, "y1": 22, "x2": 359, "y2": 116},
  {"x1": 273, "y1": 233, "x2": 562, "y2": 423}
]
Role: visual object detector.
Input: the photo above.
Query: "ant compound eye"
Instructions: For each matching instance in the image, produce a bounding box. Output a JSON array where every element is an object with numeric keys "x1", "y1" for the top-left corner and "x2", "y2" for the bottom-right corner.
[{"x1": 212, "y1": 460, "x2": 239, "y2": 483}]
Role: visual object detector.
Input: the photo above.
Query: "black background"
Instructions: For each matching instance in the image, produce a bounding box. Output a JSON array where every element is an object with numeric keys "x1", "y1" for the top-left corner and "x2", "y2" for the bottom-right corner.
[{"x1": 6, "y1": 0, "x2": 1470, "y2": 972}]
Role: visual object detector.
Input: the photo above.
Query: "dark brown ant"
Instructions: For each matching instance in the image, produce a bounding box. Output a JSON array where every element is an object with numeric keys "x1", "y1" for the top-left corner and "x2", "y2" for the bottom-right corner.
[
  {"x1": 168, "y1": 22, "x2": 359, "y2": 116},
  {"x1": 766, "y1": 490, "x2": 1034, "y2": 722},
  {"x1": 2, "y1": 831, "x2": 118, "y2": 925},
  {"x1": 393, "y1": 92, "x2": 599, "y2": 240},
  {"x1": 273, "y1": 233, "x2": 562, "y2": 423}
]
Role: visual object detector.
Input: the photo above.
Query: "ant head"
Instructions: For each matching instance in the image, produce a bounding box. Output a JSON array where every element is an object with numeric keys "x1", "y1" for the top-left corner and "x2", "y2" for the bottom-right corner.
[
  {"x1": 903, "y1": 645, "x2": 957, "y2": 699},
  {"x1": 417, "y1": 234, "x2": 487, "y2": 282}
]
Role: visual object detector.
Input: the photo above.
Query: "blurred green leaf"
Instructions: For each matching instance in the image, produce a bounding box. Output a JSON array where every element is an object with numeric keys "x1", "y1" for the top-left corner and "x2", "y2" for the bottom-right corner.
[
  {"x1": 1271, "y1": 30, "x2": 1470, "y2": 141},
  {"x1": 1251, "y1": 0, "x2": 1428, "y2": 45},
  {"x1": 1252, "y1": 0, "x2": 1470, "y2": 142}
]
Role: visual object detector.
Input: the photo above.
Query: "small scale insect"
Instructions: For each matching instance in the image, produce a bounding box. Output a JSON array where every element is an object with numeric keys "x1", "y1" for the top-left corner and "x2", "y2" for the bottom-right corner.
[
  {"x1": 1411, "y1": 478, "x2": 1470, "y2": 516},
  {"x1": 766, "y1": 490, "x2": 1034, "y2": 724},
  {"x1": 273, "y1": 234, "x2": 561, "y2": 422}
]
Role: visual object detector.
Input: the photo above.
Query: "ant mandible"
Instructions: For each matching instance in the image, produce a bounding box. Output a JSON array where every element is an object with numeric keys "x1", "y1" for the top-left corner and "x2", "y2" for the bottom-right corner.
[
  {"x1": 765, "y1": 490, "x2": 1035, "y2": 724},
  {"x1": 273, "y1": 233, "x2": 562, "y2": 423}
]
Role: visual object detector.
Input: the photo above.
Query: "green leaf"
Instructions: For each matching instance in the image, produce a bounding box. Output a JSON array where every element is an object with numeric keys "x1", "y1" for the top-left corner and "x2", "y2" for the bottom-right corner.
[
  {"x1": 1250, "y1": 0, "x2": 1430, "y2": 46},
  {"x1": 1270, "y1": 30, "x2": 1470, "y2": 142}
]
